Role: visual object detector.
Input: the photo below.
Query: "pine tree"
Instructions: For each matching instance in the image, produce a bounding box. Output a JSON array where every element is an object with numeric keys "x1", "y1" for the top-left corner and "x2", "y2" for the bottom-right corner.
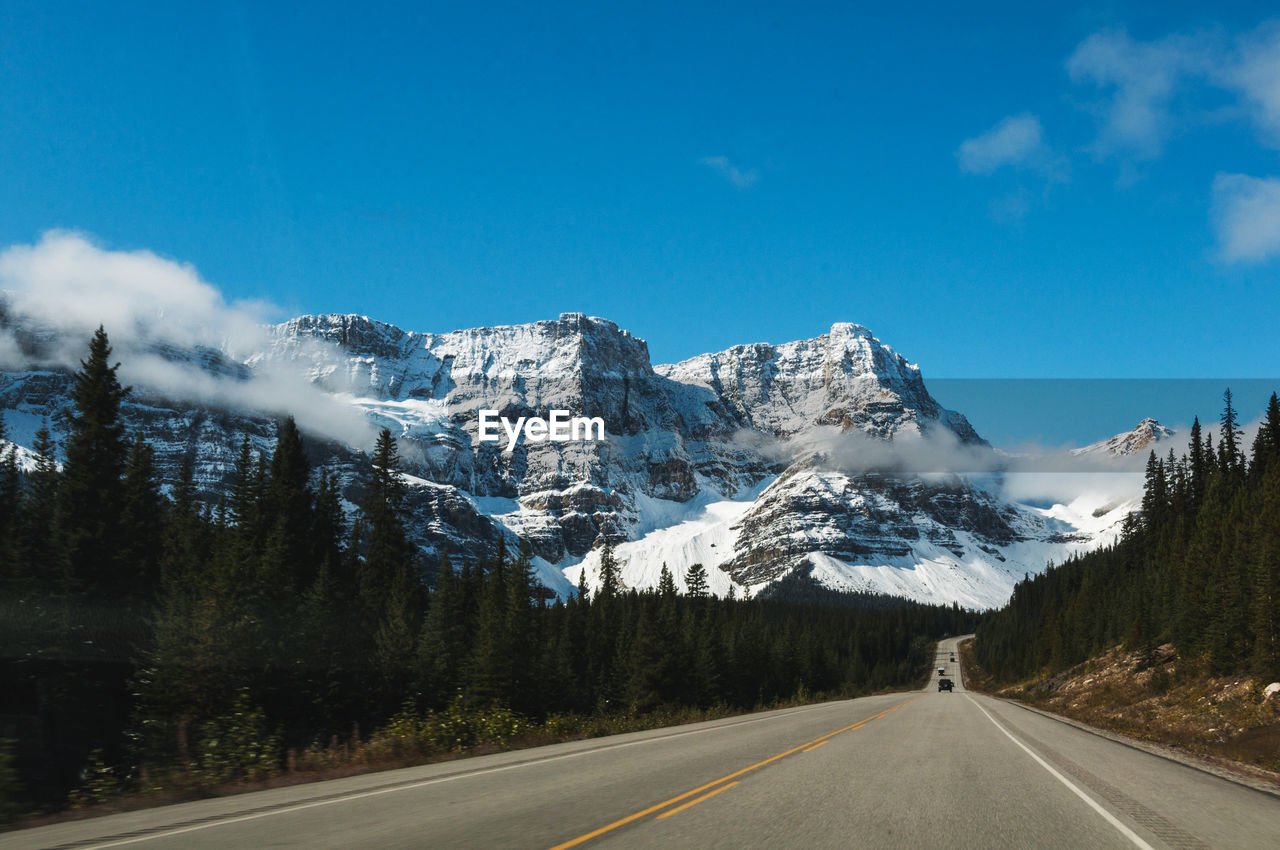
[
  {"x1": 586, "y1": 540, "x2": 626, "y2": 711},
  {"x1": 505, "y1": 540, "x2": 540, "y2": 713},
  {"x1": 1218, "y1": 388, "x2": 1244, "y2": 480},
  {"x1": 627, "y1": 595, "x2": 678, "y2": 713},
  {"x1": 559, "y1": 572, "x2": 591, "y2": 711},
  {"x1": 373, "y1": 557, "x2": 422, "y2": 707},
  {"x1": 685, "y1": 562, "x2": 709, "y2": 598},
  {"x1": 1250, "y1": 393, "x2": 1280, "y2": 482},
  {"x1": 1251, "y1": 463, "x2": 1280, "y2": 677},
  {"x1": 159, "y1": 454, "x2": 203, "y2": 589},
  {"x1": 119, "y1": 433, "x2": 164, "y2": 598},
  {"x1": 657, "y1": 563, "x2": 677, "y2": 600},
  {"x1": 360, "y1": 432, "x2": 409, "y2": 583},
  {"x1": 597, "y1": 538, "x2": 622, "y2": 599},
  {"x1": 0, "y1": 413, "x2": 22, "y2": 587},
  {"x1": 261, "y1": 417, "x2": 314, "y2": 597},
  {"x1": 467, "y1": 554, "x2": 511, "y2": 707},
  {"x1": 416, "y1": 553, "x2": 464, "y2": 707},
  {"x1": 228, "y1": 436, "x2": 260, "y2": 538},
  {"x1": 59, "y1": 327, "x2": 130, "y2": 595},
  {"x1": 1188, "y1": 417, "x2": 1207, "y2": 509},
  {"x1": 20, "y1": 422, "x2": 61, "y2": 592},
  {"x1": 360, "y1": 429, "x2": 422, "y2": 707},
  {"x1": 311, "y1": 470, "x2": 347, "y2": 579},
  {"x1": 1141, "y1": 452, "x2": 1167, "y2": 533},
  {"x1": 689, "y1": 613, "x2": 724, "y2": 706},
  {"x1": 297, "y1": 470, "x2": 355, "y2": 728}
]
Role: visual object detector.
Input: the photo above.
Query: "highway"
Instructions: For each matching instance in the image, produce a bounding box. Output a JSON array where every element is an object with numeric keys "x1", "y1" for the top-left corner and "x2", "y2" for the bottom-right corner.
[{"x1": 6, "y1": 635, "x2": 1279, "y2": 849}]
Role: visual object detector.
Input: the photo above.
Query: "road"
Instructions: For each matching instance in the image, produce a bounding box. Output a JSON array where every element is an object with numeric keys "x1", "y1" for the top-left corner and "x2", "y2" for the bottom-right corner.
[{"x1": 6, "y1": 635, "x2": 1279, "y2": 849}]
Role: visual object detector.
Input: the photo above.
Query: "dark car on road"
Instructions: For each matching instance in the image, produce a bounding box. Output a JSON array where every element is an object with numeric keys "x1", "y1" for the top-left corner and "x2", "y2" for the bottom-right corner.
[{"x1": 938, "y1": 678, "x2": 954, "y2": 692}]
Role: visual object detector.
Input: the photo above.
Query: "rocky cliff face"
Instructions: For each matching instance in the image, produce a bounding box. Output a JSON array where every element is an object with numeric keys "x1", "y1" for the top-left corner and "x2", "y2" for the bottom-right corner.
[
  {"x1": 0, "y1": 312, "x2": 1129, "y2": 607},
  {"x1": 656, "y1": 322, "x2": 984, "y2": 443}
]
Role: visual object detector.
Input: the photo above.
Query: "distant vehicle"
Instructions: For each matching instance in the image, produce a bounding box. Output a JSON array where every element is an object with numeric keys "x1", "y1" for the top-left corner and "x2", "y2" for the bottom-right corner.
[
  {"x1": 949, "y1": 654, "x2": 955, "y2": 662},
  {"x1": 938, "y1": 678, "x2": 954, "y2": 692},
  {"x1": 938, "y1": 667, "x2": 946, "y2": 676}
]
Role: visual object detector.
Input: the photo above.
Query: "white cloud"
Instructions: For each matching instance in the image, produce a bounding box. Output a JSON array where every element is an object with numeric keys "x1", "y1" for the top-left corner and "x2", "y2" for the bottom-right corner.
[
  {"x1": 1211, "y1": 173, "x2": 1280, "y2": 262},
  {"x1": 701, "y1": 155, "x2": 759, "y2": 189},
  {"x1": 1226, "y1": 22, "x2": 1280, "y2": 147},
  {"x1": 1066, "y1": 29, "x2": 1211, "y2": 158},
  {"x1": 743, "y1": 421, "x2": 1151, "y2": 511},
  {"x1": 956, "y1": 113, "x2": 1049, "y2": 174},
  {"x1": 0, "y1": 231, "x2": 375, "y2": 447},
  {"x1": 999, "y1": 471, "x2": 1144, "y2": 508}
]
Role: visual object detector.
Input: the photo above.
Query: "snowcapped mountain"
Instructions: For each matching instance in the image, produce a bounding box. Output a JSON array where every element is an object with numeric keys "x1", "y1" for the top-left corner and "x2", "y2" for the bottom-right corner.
[
  {"x1": 0, "y1": 311, "x2": 1136, "y2": 608},
  {"x1": 654, "y1": 322, "x2": 985, "y2": 443},
  {"x1": 1070, "y1": 418, "x2": 1176, "y2": 458}
]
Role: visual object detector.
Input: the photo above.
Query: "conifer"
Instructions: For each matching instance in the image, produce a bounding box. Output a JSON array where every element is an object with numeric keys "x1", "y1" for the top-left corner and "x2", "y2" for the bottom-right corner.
[
  {"x1": 1250, "y1": 393, "x2": 1280, "y2": 481},
  {"x1": 657, "y1": 563, "x2": 677, "y2": 600},
  {"x1": 119, "y1": 433, "x2": 164, "y2": 598},
  {"x1": 597, "y1": 538, "x2": 622, "y2": 599},
  {"x1": 685, "y1": 562, "x2": 709, "y2": 598},
  {"x1": 59, "y1": 327, "x2": 130, "y2": 595}
]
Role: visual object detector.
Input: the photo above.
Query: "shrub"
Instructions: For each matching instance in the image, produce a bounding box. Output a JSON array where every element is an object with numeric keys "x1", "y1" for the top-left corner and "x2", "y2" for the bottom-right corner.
[
  {"x1": 193, "y1": 689, "x2": 280, "y2": 785},
  {"x1": 67, "y1": 749, "x2": 117, "y2": 809}
]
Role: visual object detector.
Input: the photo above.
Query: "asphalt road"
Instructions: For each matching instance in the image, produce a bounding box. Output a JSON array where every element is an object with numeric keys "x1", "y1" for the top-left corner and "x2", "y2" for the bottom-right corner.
[{"x1": 7, "y1": 635, "x2": 1279, "y2": 849}]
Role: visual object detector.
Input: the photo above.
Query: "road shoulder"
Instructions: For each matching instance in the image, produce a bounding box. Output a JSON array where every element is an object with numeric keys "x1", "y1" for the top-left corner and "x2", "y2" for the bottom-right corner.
[{"x1": 957, "y1": 638, "x2": 1280, "y2": 800}]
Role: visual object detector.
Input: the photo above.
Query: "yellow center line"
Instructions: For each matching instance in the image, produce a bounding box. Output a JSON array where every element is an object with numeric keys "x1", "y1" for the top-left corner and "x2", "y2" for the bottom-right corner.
[
  {"x1": 548, "y1": 695, "x2": 922, "y2": 849},
  {"x1": 801, "y1": 741, "x2": 826, "y2": 753},
  {"x1": 654, "y1": 781, "x2": 740, "y2": 820}
]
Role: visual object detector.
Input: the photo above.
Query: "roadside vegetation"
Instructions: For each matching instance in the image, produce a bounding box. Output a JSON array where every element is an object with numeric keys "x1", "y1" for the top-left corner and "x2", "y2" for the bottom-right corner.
[
  {"x1": 971, "y1": 389, "x2": 1280, "y2": 776},
  {"x1": 965, "y1": 640, "x2": 1280, "y2": 777},
  {"x1": 0, "y1": 328, "x2": 977, "y2": 825}
]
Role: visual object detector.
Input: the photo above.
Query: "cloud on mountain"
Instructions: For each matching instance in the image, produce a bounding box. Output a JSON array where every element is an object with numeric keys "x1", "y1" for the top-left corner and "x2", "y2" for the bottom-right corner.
[
  {"x1": 734, "y1": 417, "x2": 1188, "y2": 513},
  {"x1": 0, "y1": 231, "x2": 375, "y2": 448}
]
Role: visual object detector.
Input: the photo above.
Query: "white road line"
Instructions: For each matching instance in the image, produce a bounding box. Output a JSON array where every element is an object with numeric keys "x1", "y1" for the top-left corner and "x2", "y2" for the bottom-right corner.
[
  {"x1": 966, "y1": 695, "x2": 1155, "y2": 850},
  {"x1": 72, "y1": 698, "x2": 869, "y2": 849}
]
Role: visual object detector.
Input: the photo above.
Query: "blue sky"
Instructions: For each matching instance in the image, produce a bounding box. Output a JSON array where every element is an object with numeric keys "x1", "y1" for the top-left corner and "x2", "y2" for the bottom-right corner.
[{"x1": 2, "y1": 1, "x2": 1279, "y2": 431}]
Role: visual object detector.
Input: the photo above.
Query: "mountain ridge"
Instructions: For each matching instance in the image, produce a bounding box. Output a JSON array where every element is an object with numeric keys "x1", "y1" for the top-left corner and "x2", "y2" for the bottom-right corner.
[{"x1": 0, "y1": 309, "x2": 1136, "y2": 607}]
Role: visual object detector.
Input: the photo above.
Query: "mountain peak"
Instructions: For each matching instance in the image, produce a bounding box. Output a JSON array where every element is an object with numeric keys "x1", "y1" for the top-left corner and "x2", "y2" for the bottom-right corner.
[
  {"x1": 1072, "y1": 418, "x2": 1177, "y2": 458},
  {"x1": 656, "y1": 321, "x2": 980, "y2": 444},
  {"x1": 828, "y1": 321, "x2": 873, "y2": 338},
  {"x1": 557, "y1": 312, "x2": 616, "y2": 330}
]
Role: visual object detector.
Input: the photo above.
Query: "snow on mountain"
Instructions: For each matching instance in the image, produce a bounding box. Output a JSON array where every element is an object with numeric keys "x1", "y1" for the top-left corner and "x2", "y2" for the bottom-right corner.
[
  {"x1": 0, "y1": 311, "x2": 1143, "y2": 608},
  {"x1": 654, "y1": 322, "x2": 985, "y2": 443},
  {"x1": 1071, "y1": 418, "x2": 1176, "y2": 458},
  {"x1": 572, "y1": 465, "x2": 1136, "y2": 610},
  {"x1": 0, "y1": 438, "x2": 44, "y2": 473}
]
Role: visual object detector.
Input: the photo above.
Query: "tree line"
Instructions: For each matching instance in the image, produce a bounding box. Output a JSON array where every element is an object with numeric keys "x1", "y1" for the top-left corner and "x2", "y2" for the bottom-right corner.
[
  {"x1": 975, "y1": 389, "x2": 1280, "y2": 683},
  {"x1": 0, "y1": 328, "x2": 977, "y2": 814}
]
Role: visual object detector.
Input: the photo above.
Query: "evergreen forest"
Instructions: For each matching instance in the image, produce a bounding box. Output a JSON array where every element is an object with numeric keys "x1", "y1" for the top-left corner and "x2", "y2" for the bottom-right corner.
[
  {"x1": 976, "y1": 389, "x2": 1280, "y2": 684},
  {"x1": 0, "y1": 328, "x2": 976, "y2": 816}
]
